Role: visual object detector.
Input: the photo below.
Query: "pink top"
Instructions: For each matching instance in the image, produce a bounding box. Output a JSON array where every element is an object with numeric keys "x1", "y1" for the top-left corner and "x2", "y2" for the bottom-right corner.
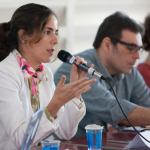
[{"x1": 137, "y1": 63, "x2": 150, "y2": 88}]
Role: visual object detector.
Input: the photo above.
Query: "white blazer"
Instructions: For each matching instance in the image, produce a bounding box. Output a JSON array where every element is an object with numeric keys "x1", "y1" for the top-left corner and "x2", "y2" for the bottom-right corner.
[{"x1": 0, "y1": 52, "x2": 86, "y2": 150}]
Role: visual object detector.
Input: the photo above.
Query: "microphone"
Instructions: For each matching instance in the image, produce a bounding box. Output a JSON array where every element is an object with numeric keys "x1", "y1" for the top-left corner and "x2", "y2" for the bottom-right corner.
[{"x1": 58, "y1": 50, "x2": 106, "y2": 80}]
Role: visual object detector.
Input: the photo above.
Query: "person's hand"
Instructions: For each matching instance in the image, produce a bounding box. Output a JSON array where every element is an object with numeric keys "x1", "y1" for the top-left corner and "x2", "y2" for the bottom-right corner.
[
  {"x1": 47, "y1": 75, "x2": 96, "y2": 118},
  {"x1": 70, "y1": 56, "x2": 86, "y2": 83},
  {"x1": 70, "y1": 56, "x2": 94, "y2": 99}
]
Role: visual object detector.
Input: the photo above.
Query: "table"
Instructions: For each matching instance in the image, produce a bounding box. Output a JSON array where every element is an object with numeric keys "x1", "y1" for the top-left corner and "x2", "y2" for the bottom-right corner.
[
  {"x1": 31, "y1": 131, "x2": 149, "y2": 150},
  {"x1": 61, "y1": 131, "x2": 149, "y2": 150}
]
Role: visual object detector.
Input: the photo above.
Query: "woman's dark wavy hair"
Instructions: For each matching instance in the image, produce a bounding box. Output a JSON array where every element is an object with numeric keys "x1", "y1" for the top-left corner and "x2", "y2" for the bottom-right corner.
[
  {"x1": 142, "y1": 14, "x2": 150, "y2": 51},
  {"x1": 93, "y1": 11, "x2": 144, "y2": 49},
  {"x1": 0, "y1": 3, "x2": 57, "y2": 61}
]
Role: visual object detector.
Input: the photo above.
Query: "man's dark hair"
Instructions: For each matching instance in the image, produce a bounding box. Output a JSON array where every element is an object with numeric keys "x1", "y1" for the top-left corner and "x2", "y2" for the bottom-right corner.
[{"x1": 93, "y1": 11, "x2": 144, "y2": 49}]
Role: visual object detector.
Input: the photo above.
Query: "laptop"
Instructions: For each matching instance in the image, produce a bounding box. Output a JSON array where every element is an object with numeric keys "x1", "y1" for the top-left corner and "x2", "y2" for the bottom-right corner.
[{"x1": 20, "y1": 106, "x2": 45, "y2": 150}]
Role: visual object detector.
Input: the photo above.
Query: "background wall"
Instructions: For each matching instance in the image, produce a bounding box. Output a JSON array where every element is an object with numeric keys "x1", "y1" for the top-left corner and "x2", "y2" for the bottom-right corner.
[{"x1": 0, "y1": 0, "x2": 150, "y2": 73}]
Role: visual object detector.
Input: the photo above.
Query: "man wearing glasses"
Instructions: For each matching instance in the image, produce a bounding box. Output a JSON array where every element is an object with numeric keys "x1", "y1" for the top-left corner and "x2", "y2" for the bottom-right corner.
[{"x1": 54, "y1": 11, "x2": 150, "y2": 137}]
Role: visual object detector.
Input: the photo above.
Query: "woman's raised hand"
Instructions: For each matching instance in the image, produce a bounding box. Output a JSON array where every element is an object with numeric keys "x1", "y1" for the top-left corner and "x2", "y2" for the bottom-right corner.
[{"x1": 48, "y1": 73, "x2": 96, "y2": 118}]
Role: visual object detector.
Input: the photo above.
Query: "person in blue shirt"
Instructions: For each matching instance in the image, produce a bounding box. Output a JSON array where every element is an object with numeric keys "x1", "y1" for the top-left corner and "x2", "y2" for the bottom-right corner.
[{"x1": 54, "y1": 11, "x2": 150, "y2": 137}]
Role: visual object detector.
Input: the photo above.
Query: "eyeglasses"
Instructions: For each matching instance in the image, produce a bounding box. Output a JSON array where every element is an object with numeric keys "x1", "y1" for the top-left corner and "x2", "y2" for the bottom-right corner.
[{"x1": 111, "y1": 38, "x2": 144, "y2": 54}]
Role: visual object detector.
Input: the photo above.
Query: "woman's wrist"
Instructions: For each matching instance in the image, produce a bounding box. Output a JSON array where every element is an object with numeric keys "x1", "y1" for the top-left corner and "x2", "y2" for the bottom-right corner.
[
  {"x1": 47, "y1": 99, "x2": 61, "y2": 118},
  {"x1": 76, "y1": 95, "x2": 81, "y2": 100},
  {"x1": 45, "y1": 107, "x2": 58, "y2": 123}
]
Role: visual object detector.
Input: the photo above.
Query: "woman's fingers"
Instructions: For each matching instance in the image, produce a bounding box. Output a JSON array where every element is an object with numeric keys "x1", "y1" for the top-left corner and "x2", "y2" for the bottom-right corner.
[
  {"x1": 69, "y1": 77, "x2": 89, "y2": 87},
  {"x1": 90, "y1": 64, "x2": 94, "y2": 68},
  {"x1": 66, "y1": 78, "x2": 95, "y2": 97},
  {"x1": 73, "y1": 79, "x2": 96, "y2": 93},
  {"x1": 71, "y1": 64, "x2": 78, "y2": 75},
  {"x1": 72, "y1": 84, "x2": 92, "y2": 98},
  {"x1": 72, "y1": 77, "x2": 95, "y2": 87},
  {"x1": 75, "y1": 56, "x2": 87, "y2": 65},
  {"x1": 57, "y1": 75, "x2": 66, "y2": 87}
]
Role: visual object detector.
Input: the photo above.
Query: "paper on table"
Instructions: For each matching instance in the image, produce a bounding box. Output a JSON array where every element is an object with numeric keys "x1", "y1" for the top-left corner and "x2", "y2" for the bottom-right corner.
[
  {"x1": 123, "y1": 126, "x2": 146, "y2": 132},
  {"x1": 123, "y1": 131, "x2": 150, "y2": 149}
]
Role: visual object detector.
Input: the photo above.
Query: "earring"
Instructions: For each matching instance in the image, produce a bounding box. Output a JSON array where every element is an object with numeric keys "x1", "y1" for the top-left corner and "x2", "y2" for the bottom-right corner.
[{"x1": 22, "y1": 40, "x2": 26, "y2": 43}]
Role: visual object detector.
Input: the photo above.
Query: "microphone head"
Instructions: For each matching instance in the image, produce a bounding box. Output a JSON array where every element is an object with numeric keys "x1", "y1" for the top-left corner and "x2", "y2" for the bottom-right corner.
[{"x1": 58, "y1": 50, "x2": 72, "y2": 63}]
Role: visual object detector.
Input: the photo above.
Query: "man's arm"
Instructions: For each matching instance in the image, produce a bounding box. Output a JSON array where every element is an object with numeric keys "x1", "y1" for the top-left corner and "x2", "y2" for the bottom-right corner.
[
  {"x1": 119, "y1": 106, "x2": 150, "y2": 126},
  {"x1": 119, "y1": 68, "x2": 150, "y2": 126}
]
